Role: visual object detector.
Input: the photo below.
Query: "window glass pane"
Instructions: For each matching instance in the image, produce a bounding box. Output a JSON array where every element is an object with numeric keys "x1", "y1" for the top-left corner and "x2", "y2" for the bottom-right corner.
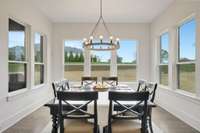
[
  {"x1": 64, "y1": 40, "x2": 84, "y2": 81},
  {"x1": 35, "y1": 64, "x2": 44, "y2": 85},
  {"x1": 9, "y1": 63, "x2": 26, "y2": 92},
  {"x1": 117, "y1": 40, "x2": 137, "y2": 81},
  {"x1": 160, "y1": 33, "x2": 169, "y2": 64},
  {"x1": 91, "y1": 51, "x2": 110, "y2": 64},
  {"x1": 177, "y1": 64, "x2": 195, "y2": 93},
  {"x1": 159, "y1": 65, "x2": 168, "y2": 86},
  {"x1": 118, "y1": 65, "x2": 136, "y2": 81},
  {"x1": 9, "y1": 19, "x2": 26, "y2": 61},
  {"x1": 64, "y1": 40, "x2": 84, "y2": 63},
  {"x1": 91, "y1": 65, "x2": 110, "y2": 81},
  {"x1": 178, "y1": 19, "x2": 196, "y2": 62},
  {"x1": 117, "y1": 40, "x2": 137, "y2": 64},
  {"x1": 64, "y1": 65, "x2": 83, "y2": 81},
  {"x1": 35, "y1": 33, "x2": 43, "y2": 62}
]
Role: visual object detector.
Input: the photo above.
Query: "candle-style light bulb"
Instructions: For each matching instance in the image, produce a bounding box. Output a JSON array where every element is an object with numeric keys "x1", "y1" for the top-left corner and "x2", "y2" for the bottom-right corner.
[
  {"x1": 90, "y1": 36, "x2": 94, "y2": 40},
  {"x1": 99, "y1": 35, "x2": 103, "y2": 40},
  {"x1": 83, "y1": 38, "x2": 87, "y2": 42}
]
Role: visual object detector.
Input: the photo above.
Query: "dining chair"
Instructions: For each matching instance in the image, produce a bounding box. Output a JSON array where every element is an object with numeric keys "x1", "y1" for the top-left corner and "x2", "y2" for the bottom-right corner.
[
  {"x1": 103, "y1": 91, "x2": 149, "y2": 133},
  {"x1": 52, "y1": 79, "x2": 69, "y2": 98},
  {"x1": 102, "y1": 77, "x2": 118, "y2": 87},
  {"x1": 57, "y1": 91, "x2": 99, "y2": 133},
  {"x1": 137, "y1": 80, "x2": 147, "y2": 92},
  {"x1": 81, "y1": 76, "x2": 98, "y2": 87},
  {"x1": 142, "y1": 82, "x2": 157, "y2": 133}
]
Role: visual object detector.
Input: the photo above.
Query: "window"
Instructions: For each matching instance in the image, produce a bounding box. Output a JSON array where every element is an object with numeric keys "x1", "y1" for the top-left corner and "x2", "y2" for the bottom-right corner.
[
  {"x1": 91, "y1": 51, "x2": 110, "y2": 79},
  {"x1": 64, "y1": 40, "x2": 84, "y2": 81},
  {"x1": 8, "y1": 19, "x2": 27, "y2": 92},
  {"x1": 117, "y1": 40, "x2": 137, "y2": 81},
  {"x1": 34, "y1": 33, "x2": 44, "y2": 85},
  {"x1": 177, "y1": 18, "x2": 196, "y2": 93},
  {"x1": 159, "y1": 33, "x2": 169, "y2": 86}
]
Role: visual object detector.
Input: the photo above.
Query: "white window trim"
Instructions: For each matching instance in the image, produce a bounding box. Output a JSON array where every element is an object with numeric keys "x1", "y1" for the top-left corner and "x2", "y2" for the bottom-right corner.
[
  {"x1": 8, "y1": 18, "x2": 30, "y2": 95},
  {"x1": 158, "y1": 32, "x2": 169, "y2": 87},
  {"x1": 33, "y1": 32, "x2": 47, "y2": 87},
  {"x1": 175, "y1": 15, "x2": 197, "y2": 94}
]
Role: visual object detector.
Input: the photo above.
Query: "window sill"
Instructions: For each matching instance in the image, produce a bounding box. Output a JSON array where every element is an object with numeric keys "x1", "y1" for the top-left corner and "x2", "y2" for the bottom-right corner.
[
  {"x1": 159, "y1": 85, "x2": 200, "y2": 104},
  {"x1": 32, "y1": 83, "x2": 45, "y2": 90}
]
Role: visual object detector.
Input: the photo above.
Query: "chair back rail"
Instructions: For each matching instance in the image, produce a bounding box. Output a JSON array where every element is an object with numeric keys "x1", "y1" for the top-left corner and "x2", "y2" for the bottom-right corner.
[
  {"x1": 102, "y1": 77, "x2": 118, "y2": 87},
  {"x1": 81, "y1": 76, "x2": 98, "y2": 86}
]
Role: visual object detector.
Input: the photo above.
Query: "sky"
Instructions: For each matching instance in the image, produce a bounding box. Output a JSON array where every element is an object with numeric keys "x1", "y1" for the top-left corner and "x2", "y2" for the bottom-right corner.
[{"x1": 65, "y1": 40, "x2": 137, "y2": 63}]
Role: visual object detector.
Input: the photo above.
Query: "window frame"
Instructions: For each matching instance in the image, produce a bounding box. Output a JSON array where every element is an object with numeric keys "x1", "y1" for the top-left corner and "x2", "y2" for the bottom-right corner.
[
  {"x1": 8, "y1": 18, "x2": 29, "y2": 94},
  {"x1": 117, "y1": 40, "x2": 138, "y2": 82},
  {"x1": 158, "y1": 32, "x2": 169, "y2": 86},
  {"x1": 34, "y1": 32, "x2": 46, "y2": 86},
  {"x1": 176, "y1": 16, "x2": 196, "y2": 93}
]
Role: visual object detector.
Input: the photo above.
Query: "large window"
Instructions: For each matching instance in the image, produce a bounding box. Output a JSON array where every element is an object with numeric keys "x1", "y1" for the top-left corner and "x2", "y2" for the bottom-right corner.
[
  {"x1": 91, "y1": 51, "x2": 110, "y2": 79},
  {"x1": 159, "y1": 33, "x2": 169, "y2": 86},
  {"x1": 8, "y1": 19, "x2": 27, "y2": 92},
  {"x1": 64, "y1": 40, "x2": 84, "y2": 81},
  {"x1": 177, "y1": 18, "x2": 196, "y2": 93},
  {"x1": 34, "y1": 33, "x2": 44, "y2": 85},
  {"x1": 117, "y1": 40, "x2": 137, "y2": 81}
]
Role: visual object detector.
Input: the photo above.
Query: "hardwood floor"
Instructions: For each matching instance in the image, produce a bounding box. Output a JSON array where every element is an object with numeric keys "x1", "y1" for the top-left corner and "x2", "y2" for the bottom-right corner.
[{"x1": 3, "y1": 106, "x2": 200, "y2": 133}]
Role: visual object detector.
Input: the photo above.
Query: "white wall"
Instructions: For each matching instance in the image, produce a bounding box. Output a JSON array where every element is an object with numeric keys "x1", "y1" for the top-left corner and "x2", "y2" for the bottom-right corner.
[
  {"x1": 0, "y1": 0, "x2": 53, "y2": 131},
  {"x1": 52, "y1": 23, "x2": 151, "y2": 81},
  {"x1": 150, "y1": 0, "x2": 200, "y2": 131}
]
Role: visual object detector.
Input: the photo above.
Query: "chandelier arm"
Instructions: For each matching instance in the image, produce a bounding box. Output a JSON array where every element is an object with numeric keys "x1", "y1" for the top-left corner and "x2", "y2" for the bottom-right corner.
[
  {"x1": 90, "y1": 16, "x2": 102, "y2": 36},
  {"x1": 101, "y1": 17, "x2": 112, "y2": 36}
]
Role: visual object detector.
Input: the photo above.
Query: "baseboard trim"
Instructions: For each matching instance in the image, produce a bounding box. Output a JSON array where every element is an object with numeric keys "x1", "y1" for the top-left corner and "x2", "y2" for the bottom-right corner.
[{"x1": 0, "y1": 96, "x2": 52, "y2": 132}]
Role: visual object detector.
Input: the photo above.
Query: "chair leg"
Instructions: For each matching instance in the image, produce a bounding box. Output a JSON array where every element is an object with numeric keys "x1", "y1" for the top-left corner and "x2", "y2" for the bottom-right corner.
[
  {"x1": 59, "y1": 118, "x2": 64, "y2": 133},
  {"x1": 148, "y1": 115, "x2": 153, "y2": 133}
]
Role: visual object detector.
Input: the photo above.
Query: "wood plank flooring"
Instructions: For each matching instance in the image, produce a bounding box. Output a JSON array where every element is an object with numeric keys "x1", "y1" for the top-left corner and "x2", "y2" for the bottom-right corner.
[{"x1": 3, "y1": 106, "x2": 200, "y2": 133}]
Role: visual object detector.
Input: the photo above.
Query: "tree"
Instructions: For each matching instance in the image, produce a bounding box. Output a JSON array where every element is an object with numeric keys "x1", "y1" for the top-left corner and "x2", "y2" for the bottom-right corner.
[
  {"x1": 69, "y1": 51, "x2": 74, "y2": 62},
  {"x1": 161, "y1": 49, "x2": 168, "y2": 63},
  {"x1": 74, "y1": 53, "x2": 80, "y2": 62},
  {"x1": 79, "y1": 52, "x2": 84, "y2": 62}
]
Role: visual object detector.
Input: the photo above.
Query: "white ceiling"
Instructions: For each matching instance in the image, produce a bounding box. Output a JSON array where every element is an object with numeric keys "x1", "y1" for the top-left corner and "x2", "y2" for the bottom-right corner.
[{"x1": 30, "y1": 0, "x2": 175, "y2": 23}]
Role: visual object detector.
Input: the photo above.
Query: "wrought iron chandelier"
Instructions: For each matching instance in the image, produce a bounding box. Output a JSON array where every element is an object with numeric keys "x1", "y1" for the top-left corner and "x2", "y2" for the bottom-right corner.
[{"x1": 83, "y1": 0, "x2": 120, "y2": 51}]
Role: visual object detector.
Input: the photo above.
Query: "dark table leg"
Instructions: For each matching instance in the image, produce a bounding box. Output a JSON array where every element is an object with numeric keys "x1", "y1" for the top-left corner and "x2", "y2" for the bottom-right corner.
[{"x1": 52, "y1": 114, "x2": 58, "y2": 133}]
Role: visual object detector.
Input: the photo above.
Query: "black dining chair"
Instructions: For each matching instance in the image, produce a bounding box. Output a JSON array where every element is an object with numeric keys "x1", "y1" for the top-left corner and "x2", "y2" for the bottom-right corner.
[
  {"x1": 57, "y1": 91, "x2": 99, "y2": 133},
  {"x1": 102, "y1": 77, "x2": 118, "y2": 87},
  {"x1": 140, "y1": 82, "x2": 157, "y2": 133},
  {"x1": 81, "y1": 76, "x2": 98, "y2": 87},
  {"x1": 137, "y1": 80, "x2": 147, "y2": 92},
  {"x1": 52, "y1": 79, "x2": 70, "y2": 98},
  {"x1": 103, "y1": 91, "x2": 149, "y2": 133}
]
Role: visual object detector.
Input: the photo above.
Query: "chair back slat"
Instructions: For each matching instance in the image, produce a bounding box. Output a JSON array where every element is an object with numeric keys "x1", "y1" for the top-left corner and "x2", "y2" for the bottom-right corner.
[
  {"x1": 57, "y1": 91, "x2": 98, "y2": 101},
  {"x1": 52, "y1": 79, "x2": 69, "y2": 98},
  {"x1": 102, "y1": 77, "x2": 118, "y2": 87}
]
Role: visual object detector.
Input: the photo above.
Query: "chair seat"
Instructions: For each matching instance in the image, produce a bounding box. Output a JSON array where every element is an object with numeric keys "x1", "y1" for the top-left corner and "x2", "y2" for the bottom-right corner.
[
  {"x1": 64, "y1": 119, "x2": 94, "y2": 133},
  {"x1": 110, "y1": 120, "x2": 141, "y2": 133}
]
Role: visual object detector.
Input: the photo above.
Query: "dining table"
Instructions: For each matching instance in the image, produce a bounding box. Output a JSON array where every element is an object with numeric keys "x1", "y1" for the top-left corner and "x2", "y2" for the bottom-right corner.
[{"x1": 44, "y1": 84, "x2": 156, "y2": 133}]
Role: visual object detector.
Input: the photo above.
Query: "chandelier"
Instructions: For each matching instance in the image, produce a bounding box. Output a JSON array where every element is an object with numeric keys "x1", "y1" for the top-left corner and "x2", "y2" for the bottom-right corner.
[{"x1": 83, "y1": 0, "x2": 120, "y2": 51}]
